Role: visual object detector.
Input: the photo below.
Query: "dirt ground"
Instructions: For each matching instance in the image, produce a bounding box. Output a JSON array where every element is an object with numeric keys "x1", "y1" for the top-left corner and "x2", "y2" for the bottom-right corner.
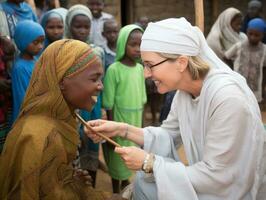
[{"x1": 94, "y1": 110, "x2": 266, "y2": 193}]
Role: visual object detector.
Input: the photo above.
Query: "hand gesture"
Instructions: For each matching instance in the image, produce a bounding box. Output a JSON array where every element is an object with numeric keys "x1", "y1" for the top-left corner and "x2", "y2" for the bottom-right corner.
[
  {"x1": 115, "y1": 146, "x2": 147, "y2": 171},
  {"x1": 85, "y1": 119, "x2": 125, "y2": 143}
]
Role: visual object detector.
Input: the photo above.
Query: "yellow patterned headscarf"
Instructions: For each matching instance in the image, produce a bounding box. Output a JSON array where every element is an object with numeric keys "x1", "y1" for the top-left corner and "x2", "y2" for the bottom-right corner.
[{"x1": 17, "y1": 39, "x2": 98, "y2": 123}]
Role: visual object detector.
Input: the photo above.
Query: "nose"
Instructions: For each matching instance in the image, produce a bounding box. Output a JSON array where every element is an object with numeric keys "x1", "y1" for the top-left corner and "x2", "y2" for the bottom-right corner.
[
  {"x1": 144, "y1": 67, "x2": 152, "y2": 79},
  {"x1": 97, "y1": 81, "x2": 104, "y2": 91}
]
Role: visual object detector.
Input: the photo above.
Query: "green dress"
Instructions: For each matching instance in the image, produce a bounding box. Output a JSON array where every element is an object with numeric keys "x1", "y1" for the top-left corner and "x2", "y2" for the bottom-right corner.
[{"x1": 102, "y1": 61, "x2": 147, "y2": 180}]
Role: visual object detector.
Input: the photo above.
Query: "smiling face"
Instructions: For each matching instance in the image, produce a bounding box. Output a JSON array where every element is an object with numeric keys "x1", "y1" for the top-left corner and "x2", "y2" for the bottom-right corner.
[
  {"x1": 70, "y1": 15, "x2": 91, "y2": 42},
  {"x1": 87, "y1": 0, "x2": 104, "y2": 18},
  {"x1": 141, "y1": 51, "x2": 185, "y2": 94},
  {"x1": 60, "y1": 58, "x2": 104, "y2": 111}
]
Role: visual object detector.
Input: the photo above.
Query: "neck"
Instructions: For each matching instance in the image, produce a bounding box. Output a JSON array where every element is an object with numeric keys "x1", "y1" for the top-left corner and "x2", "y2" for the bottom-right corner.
[
  {"x1": 107, "y1": 42, "x2": 116, "y2": 52},
  {"x1": 178, "y1": 70, "x2": 203, "y2": 98},
  {"x1": 120, "y1": 56, "x2": 136, "y2": 67},
  {"x1": 21, "y1": 52, "x2": 34, "y2": 60}
]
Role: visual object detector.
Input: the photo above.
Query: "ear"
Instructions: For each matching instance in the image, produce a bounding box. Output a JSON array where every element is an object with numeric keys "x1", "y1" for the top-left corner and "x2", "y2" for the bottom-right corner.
[
  {"x1": 177, "y1": 56, "x2": 189, "y2": 73},
  {"x1": 59, "y1": 79, "x2": 65, "y2": 90}
]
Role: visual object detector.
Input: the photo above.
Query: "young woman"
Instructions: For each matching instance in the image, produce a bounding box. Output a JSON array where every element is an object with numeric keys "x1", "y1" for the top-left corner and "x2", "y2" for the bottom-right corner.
[{"x1": 0, "y1": 39, "x2": 110, "y2": 200}]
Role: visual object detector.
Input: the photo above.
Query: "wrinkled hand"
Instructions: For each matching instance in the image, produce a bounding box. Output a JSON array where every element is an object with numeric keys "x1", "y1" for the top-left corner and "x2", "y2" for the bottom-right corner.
[
  {"x1": 0, "y1": 79, "x2": 11, "y2": 92},
  {"x1": 115, "y1": 146, "x2": 147, "y2": 171},
  {"x1": 84, "y1": 119, "x2": 125, "y2": 143},
  {"x1": 73, "y1": 169, "x2": 92, "y2": 186}
]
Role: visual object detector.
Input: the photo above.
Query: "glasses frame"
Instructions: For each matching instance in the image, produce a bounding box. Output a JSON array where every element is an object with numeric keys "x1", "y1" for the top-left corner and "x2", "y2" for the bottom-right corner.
[{"x1": 145, "y1": 58, "x2": 169, "y2": 71}]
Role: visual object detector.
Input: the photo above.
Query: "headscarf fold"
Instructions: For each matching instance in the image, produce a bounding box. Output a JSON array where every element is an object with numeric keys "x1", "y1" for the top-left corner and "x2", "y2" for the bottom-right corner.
[
  {"x1": 1, "y1": 1, "x2": 37, "y2": 22},
  {"x1": 206, "y1": 8, "x2": 247, "y2": 59},
  {"x1": 14, "y1": 20, "x2": 45, "y2": 52},
  {"x1": 141, "y1": 17, "x2": 233, "y2": 72},
  {"x1": 116, "y1": 24, "x2": 143, "y2": 61},
  {"x1": 18, "y1": 39, "x2": 98, "y2": 123},
  {"x1": 65, "y1": 4, "x2": 92, "y2": 40}
]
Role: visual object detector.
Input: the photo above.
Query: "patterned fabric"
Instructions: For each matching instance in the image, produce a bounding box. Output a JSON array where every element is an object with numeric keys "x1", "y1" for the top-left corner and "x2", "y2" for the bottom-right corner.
[
  {"x1": 0, "y1": 46, "x2": 12, "y2": 153},
  {"x1": 0, "y1": 39, "x2": 109, "y2": 199},
  {"x1": 225, "y1": 39, "x2": 266, "y2": 102}
]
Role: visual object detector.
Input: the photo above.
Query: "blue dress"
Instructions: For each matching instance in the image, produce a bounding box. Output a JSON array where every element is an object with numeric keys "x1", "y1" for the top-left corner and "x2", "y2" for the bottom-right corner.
[{"x1": 11, "y1": 57, "x2": 36, "y2": 123}]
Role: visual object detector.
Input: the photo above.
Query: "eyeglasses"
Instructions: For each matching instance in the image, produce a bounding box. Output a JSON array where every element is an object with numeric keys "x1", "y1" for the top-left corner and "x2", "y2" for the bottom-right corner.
[{"x1": 144, "y1": 58, "x2": 169, "y2": 71}]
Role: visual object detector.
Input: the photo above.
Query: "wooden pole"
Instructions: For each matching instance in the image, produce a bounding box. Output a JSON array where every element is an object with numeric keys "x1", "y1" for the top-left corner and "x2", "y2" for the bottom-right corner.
[
  {"x1": 26, "y1": 0, "x2": 36, "y2": 13},
  {"x1": 194, "y1": 0, "x2": 204, "y2": 32}
]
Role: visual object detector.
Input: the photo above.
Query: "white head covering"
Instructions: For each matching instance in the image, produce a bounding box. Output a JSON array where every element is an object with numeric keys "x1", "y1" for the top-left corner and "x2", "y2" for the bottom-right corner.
[
  {"x1": 141, "y1": 17, "x2": 231, "y2": 71},
  {"x1": 65, "y1": 4, "x2": 92, "y2": 40},
  {"x1": 206, "y1": 8, "x2": 247, "y2": 59}
]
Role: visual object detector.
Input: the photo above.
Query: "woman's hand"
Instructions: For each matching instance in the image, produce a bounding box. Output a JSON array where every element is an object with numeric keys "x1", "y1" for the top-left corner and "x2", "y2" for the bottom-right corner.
[
  {"x1": 73, "y1": 169, "x2": 92, "y2": 186},
  {"x1": 115, "y1": 146, "x2": 147, "y2": 170},
  {"x1": 84, "y1": 119, "x2": 126, "y2": 143}
]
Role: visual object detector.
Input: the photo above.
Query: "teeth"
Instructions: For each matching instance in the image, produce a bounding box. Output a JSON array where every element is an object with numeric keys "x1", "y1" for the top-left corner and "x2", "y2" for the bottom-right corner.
[{"x1": 91, "y1": 96, "x2": 98, "y2": 103}]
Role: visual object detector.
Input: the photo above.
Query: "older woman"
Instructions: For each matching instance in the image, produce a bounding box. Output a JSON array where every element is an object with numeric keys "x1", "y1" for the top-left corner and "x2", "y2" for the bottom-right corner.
[{"x1": 86, "y1": 18, "x2": 266, "y2": 200}]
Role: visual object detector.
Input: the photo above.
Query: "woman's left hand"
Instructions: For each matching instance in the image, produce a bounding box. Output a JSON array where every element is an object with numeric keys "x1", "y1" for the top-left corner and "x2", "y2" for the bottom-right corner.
[
  {"x1": 73, "y1": 168, "x2": 92, "y2": 186},
  {"x1": 115, "y1": 146, "x2": 147, "y2": 170}
]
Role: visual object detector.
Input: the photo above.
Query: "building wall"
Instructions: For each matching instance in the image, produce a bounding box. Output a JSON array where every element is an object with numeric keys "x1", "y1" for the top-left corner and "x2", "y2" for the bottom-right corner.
[{"x1": 68, "y1": 0, "x2": 266, "y2": 35}]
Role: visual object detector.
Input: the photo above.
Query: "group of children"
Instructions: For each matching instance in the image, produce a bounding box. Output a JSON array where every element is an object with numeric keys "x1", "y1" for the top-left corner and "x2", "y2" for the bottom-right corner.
[
  {"x1": 0, "y1": 0, "x2": 147, "y2": 194},
  {"x1": 1, "y1": 0, "x2": 266, "y2": 196}
]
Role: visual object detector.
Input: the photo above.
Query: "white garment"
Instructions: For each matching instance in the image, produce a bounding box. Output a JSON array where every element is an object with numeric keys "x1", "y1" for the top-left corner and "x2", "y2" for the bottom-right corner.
[
  {"x1": 206, "y1": 7, "x2": 247, "y2": 59},
  {"x1": 90, "y1": 12, "x2": 113, "y2": 47},
  {"x1": 135, "y1": 17, "x2": 266, "y2": 200}
]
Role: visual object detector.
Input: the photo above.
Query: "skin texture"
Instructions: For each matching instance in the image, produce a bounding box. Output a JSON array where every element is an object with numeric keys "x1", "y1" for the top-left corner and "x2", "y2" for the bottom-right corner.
[
  {"x1": 231, "y1": 14, "x2": 243, "y2": 33},
  {"x1": 87, "y1": 0, "x2": 104, "y2": 18},
  {"x1": 45, "y1": 18, "x2": 64, "y2": 43},
  {"x1": 21, "y1": 35, "x2": 45, "y2": 60},
  {"x1": 85, "y1": 52, "x2": 204, "y2": 172},
  {"x1": 60, "y1": 59, "x2": 104, "y2": 112},
  {"x1": 70, "y1": 15, "x2": 91, "y2": 42},
  {"x1": 121, "y1": 30, "x2": 142, "y2": 67},
  {"x1": 102, "y1": 19, "x2": 119, "y2": 51},
  {"x1": 247, "y1": 28, "x2": 264, "y2": 46}
]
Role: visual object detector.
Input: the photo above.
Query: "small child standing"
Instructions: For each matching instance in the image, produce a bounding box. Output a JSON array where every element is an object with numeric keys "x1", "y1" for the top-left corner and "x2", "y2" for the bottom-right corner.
[
  {"x1": 11, "y1": 20, "x2": 45, "y2": 123},
  {"x1": 102, "y1": 24, "x2": 147, "y2": 193},
  {"x1": 102, "y1": 19, "x2": 119, "y2": 71},
  {"x1": 225, "y1": 18, "x2": 266, "y2": 103}
]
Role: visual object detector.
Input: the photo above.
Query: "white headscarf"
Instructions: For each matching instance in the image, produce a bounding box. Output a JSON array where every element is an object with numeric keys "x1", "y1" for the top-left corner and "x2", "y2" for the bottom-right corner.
[
  {"x1": 141, "y1": 17, "x2": 232, "y2": 72},
  {"x1": 65, "y1": 4, "x2": 92, "y2": 40},
  {"x1": 206, "y1": 8, "x2": 247, "y2": 59}
]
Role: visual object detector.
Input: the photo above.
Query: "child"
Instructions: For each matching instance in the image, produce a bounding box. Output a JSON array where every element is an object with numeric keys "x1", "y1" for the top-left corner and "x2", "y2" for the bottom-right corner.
[
  {"x1": 225, "y1": 18, "x2": 266, "y2": 103},
  {"x1": 11, "y1": 20, "x2": 45, "y2": 123},
  {"x1": 102, "y1": 24, "x2": 147, "y2": 193},
  {"x1": 102, "y1": 18, "x2": 119, "y2": 71},
  {"x1": 40, "y1": 8, "x2": 64, "y2": 50},
  {"x1": 65, "y1": 4, "x2": 105, "y2": 188},
  {"x1": 87, "y1": 0, "x2": 113, "y2": 47},
  {"x1": 0, "y1": 0, "x2": 38, "y2": 39},
  {"x1": 0, "y1": 36, "x2": 15, "y2": 152}
]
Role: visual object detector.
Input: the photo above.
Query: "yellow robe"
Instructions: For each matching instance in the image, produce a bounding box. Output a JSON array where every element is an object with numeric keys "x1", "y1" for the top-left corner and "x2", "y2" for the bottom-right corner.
[{"x1": 0, "y1": 40, "x2": 109, "y2": 199}]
